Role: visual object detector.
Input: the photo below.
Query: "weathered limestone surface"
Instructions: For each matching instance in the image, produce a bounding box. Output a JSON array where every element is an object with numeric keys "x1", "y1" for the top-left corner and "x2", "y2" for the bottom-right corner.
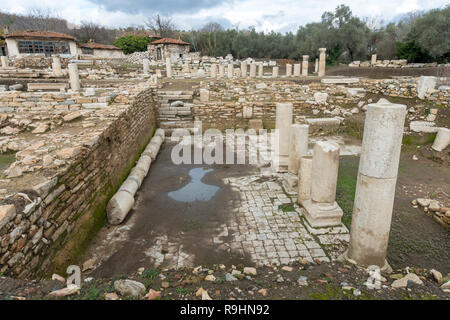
[
  {"x1": 286, "y1": 64, "x2": 292, "y2": 77},
  {"x1": 272, "y1": 66, "x2": 279, "y2": 78},
  {"x1": 432, "y1": 127, "x2": 450, "y2": 152},
  {"x1": 143, "y1": 58, "x2": 150, "y2": 75},
  {"x1": 288, "y1": 124, "x2": 309, "y2": 174},
  {"x1": 166, "y1": 58, "x2": 172, "y2": 78},
  {"x1": 293, "y1": 64, "x2": 301, "y2": 77},
  {"x1": 318, "y1": 48, "x2": 326, "y2": 77},
  {"x1": 302, "y1": 55, "x2": 309, "y2": 77},
  {"x1": 275, "y1": 102, "x2": 293, "y2": 168},
  {"x1": 346, "y1": 98, "x2": 406, "y2": 270},
  {"x1": 302, "y1": 141, "x2": 343, "y2": 227},
  {"x1": 417, "y1": 76, "x2": 436, "y2": 99},
  {"x1": 297, "y1": 156, "x2": 313, "y2": 204},
  {"x1": 241, "y1": 61, "x2": 247, "y2": 78},
  {"x1": 68, "y1": 63, "x2": 80, "y2": 91},
  {"x1": 249, "y1": 63, "x2": 256, "y2": 78}
]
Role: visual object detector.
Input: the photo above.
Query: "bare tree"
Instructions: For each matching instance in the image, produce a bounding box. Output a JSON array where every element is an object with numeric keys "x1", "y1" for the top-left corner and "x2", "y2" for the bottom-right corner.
[
  {"x1": 201, "y1": 22, "x2": 223, "y2": 33},
  {"x1": 145, "y1": 14, "x2": 177, "y2": 38}
]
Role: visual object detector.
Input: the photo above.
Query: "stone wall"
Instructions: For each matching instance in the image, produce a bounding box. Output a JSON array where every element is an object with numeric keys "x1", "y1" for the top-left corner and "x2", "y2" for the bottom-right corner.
[{"x1": 0, "y1": 89, "x2": 157, "y2": 278}]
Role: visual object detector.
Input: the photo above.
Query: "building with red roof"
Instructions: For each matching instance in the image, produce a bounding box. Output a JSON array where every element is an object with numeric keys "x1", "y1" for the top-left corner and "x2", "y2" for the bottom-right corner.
[
  {"x1": 78, "y1": 39, "x2": 125, "y2": 58},
  {"x1": 148, "y1": 36, "x2": 190, "y2": 61}
]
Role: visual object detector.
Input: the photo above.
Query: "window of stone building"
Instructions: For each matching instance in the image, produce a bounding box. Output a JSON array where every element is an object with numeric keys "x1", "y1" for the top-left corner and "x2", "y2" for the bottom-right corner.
[
  {"x1": 81, "y1": 47, "x2": 94, "y2": 55},
  {"x1": 18, "y1": 40, "x2": 70, "y2": 56}
]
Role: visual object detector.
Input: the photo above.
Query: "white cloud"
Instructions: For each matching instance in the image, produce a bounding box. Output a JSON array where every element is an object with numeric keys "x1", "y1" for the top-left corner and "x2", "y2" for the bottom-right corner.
[{"x1": 1, "y1": 0, "x2": 447, "y2": 32}]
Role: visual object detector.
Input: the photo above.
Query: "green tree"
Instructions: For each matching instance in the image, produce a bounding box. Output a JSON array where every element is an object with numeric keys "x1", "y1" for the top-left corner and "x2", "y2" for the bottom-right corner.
[{"x1": 113, "y1": 35, "x2": 151, "y2": 54}]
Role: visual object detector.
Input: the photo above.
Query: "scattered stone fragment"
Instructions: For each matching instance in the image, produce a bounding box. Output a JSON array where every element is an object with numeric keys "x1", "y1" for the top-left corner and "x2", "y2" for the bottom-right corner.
[
  {"x1": 391, "y1": 273, "x2": 424, "y2": 288},
  {"x1": 114, "y1": 279, "x2": 146, "y2": 298}
]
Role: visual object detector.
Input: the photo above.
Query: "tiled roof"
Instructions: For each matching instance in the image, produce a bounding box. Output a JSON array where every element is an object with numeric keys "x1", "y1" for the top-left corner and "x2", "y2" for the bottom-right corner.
[
  {"x1": 6, "y1": 31, "x2": 75, "y2": 41},
  {"x1": 150, "y1": 37, "x2": 190, "y2": 45},
  {"x1": 80, "y1": 42, "x2": 122, "y2": 50}
]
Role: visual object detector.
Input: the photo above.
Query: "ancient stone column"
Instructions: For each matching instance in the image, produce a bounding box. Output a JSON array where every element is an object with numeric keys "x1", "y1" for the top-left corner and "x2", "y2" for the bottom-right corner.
[
  {"x1": 293, "y1": 64, "x2": 301, "y2": 77},
  {"x1": 210, "y1": 63, "x2": 217, "y2": 78},
  {"x1": 297, "y1": 156, "x2": 313, "y2": 205},
  {"x1": 68, "y1": 63, "x2": 80, "y2": 92},
  {"x1": 314, "y1": 59, "x2": 319, "y2": 73},
  {"x1": 302, "y1": 141, "x2": 343, "y2": 227},
  {"x1": 288, "y1": 124, "x2": 309, "y2": 174},
  {"x1": 275, "y1": 102, "x2": 293, "y2": 168},
  {"x1": 432, "y1": 127, "x2": 450, "y2": 152},
  {"x1": 52, "y1": 55, "x2": 62, "y2": 77},
  {"x1": 272, "y1": 66, "x2": 279, "y2": 78},
  {"x1": 258, "y1": 62, "x2": 263, "y2": 77},
  {"x1": 249, "y1": 63, "x2": 256, "y2": 78},
  {"x1": 302, "y1": 55, "x2": 309, "y2": 76},
  {"x1": 240, "y1": 61, "x2": 247, "y2": 78},
  {"x1": 318, "y1": 48, "x2": 326, "y2": 77},
  {"x1": 218, "y1": 64, "x2": 225, "y2": 78},
  {"x1": 285, "y1": 64, "x2": 292, "y2": 77},
  {"x1": 346, "y1": 98, "x2": 406, "y2": 270},
  {"x1": 1, "y1": 56, "x2": 9, "y2": 68},
  {"x1": 227, "y1": 63, "x2": 234, "y2": 78},
  {"x1": 143, "y1": 58, "x2": 150, "y2": 75},
  {"x1": 165, "y1": 58, "x2": 172, "y2": 78},
  {"x1": 371, "y1": 54, "x2": 377, "y2": 65}
]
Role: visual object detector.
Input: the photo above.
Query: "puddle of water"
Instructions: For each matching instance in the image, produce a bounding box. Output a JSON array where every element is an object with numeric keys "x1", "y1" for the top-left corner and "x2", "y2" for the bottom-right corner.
[{"x1": 168, "y1": 167, "x2": 220, "y2": 202}]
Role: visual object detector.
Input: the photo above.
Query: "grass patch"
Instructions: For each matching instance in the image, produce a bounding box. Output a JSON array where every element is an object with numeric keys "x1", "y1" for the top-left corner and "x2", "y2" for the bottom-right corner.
[
  {"x1": 142, "y1": 268, "x2": 159, "y2": 280},
  {"x1": 183, "y1": 219, "x2": 202, "y2": 232},
  {"x1": 402, "y1": 133, "x2": 436, "y2": 146},
  {"x1": 335, "y1": 157, "x2": 358, "y2": 228},
  {"x1": 279, "y1": 203, "x2": 296, "y2": 212}
]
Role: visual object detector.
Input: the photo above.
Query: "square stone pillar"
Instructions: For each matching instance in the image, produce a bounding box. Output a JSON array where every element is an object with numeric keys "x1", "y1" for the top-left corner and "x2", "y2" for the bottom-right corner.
[
  {"x1": 218, "y1": 64, "x2": 225, "y2": 78},
  {"x1": 227, "y1": 64, "x2": 234, "y2": 78},
  {"x1": 68, "y1": 63, "x2": 80, "y2": 92},
  {"x1": 166, "y1": 58, "x2": 172, "y2": 78},
  {"x1": 275, "y1": 102, "x2": 293, "y2": 168},
  {"x1": 143, "y1": 58, "x2": 150, "y2": 75},
  {"x1": 345, "y1": 98, "x2": 406, "y2": 271},
  {"x1": 52, "y1": 55, "x2": 62, "y2": 77},
  {"x1": 293, "y1": 64, "x2": 301, "y2": 77},
  {"x1": 318, "y1": 48, "x2": 326, "y2": 77},
  {"x1": 1, "y1": 56, "x2": 9, "y2": 68},
  {"x1": 302, "y1": 141, "x2": 343, "y2": 227},
  {"x1": 285, "y1": 64, "x2": 292, "y2": 77},
  {"x1": 371, "y1": 54, "x2": 377, "y2": 65},
  {"x1": 297, "y1": 156, "x2": 313, "y2": 205},
  {"x1": 258, "y1": 62, "x2": 263, "y2": 77},
  {"x1": 249, "y1": 63, "x2": 256, "y2": 77},
  {"x1": 272, "y1": 66, "x2": 279, "y2": 78},
  {"x1": 288, "y1": 124, "x2": 309, "y2": 174},
  {"x1": 241, "y1": 61, "x2": 247, "y2": 78},
  {"x1": 302, "y1": 55, "x2": 309, "y2": 76},
  {"x1": 210, "y1": 63, "x2": 217, "y2": 78}
]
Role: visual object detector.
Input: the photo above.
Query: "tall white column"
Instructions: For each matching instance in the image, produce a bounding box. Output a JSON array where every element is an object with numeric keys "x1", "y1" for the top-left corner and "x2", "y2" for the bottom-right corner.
[
  {"x1": 258, "y1": 62, "x2": 263, "y2": 77},
  {"x1": 298, "y1": 156, "x2": 313, "y2": 205},
  {"x1": 346, "y1": 99, "x2": 406, "y2": 270},
  {"x1": 314, "y1": 59, "x2": 319, "y2": 73},
  {"x1": 302, "y1": 55, "x2": 309, "y2": 76},
  {"x1": 272, "y1": 66, "x2": 279, "y2": 78},
  {"x1": 249, "y1": 63, "x2": 256, "y2": 78},
  {"x1": 240, "y1": 61, "x2": 247, "y2": 78},
  {"x1": 52, "y1": 55, "x2": 62, "y2": 77},
  {"x1": 275, "y1": 103, "x2": 293, "y2": 168},
  {"x1": 302, "y1": 141, "x2": 343, "y2": 227},
  {"x1": 68, "y1": 63, "x2": 80, "y2": 92},
  {"x1": 293, "y1": 64, "x2": 301, "y2": 77},
  {"x1": 210, "y1": 63, "x2": 217, "y2": 78},
  {"x1": 166, "y1": 58, "x2": 172, "y2": 78},
  {"x1": 285, "y1": 64, "x2": 292, "y2": 77},
  {"x1": 288, "y1": 124, "x2": 309, "y2": 174},
  {"x1": 318, "y1": 48, "x2": 326, "y2": 77},
  {"x1": 143, "y1": 58, "x2": 150, "y2": 75},
  {"x1": 227, "y1": 63, "x2": 234, "y2": 78},
  {"x1": 371, "y1": 54, "x2": 377, "y2": 65}
]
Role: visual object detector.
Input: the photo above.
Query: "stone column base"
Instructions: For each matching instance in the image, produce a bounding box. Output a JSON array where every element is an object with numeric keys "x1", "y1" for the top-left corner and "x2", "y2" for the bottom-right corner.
[
  {"x1": 302, "y1": 199, "x2": 343, "y2": 227},
  {"x1": 340, "y1": 250, "x2": 393, "y2": 275}
]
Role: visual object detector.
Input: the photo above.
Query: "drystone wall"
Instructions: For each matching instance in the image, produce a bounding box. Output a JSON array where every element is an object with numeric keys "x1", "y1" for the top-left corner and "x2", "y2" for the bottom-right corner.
[{"x1": 0, "y1": 89, "x2": 157, "y2": 278}]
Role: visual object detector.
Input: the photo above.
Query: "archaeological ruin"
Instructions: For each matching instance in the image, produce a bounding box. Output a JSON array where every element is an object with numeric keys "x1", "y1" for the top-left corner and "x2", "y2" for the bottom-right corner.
[{"x1": 0, "y1": 38, "x2": 449, "y2": 301}]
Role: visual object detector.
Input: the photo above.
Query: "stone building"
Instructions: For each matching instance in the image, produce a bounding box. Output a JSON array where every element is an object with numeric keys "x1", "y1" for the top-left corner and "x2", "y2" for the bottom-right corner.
[
  {"x1": 147, "y1": 37, "x2": 190, "y2": 62},
  {"x1": 5, "y1": 30, "x2": 78, "y2": 57},
  {"x1": 78, "y1": 40, "x2": 125, "y2": 59}
]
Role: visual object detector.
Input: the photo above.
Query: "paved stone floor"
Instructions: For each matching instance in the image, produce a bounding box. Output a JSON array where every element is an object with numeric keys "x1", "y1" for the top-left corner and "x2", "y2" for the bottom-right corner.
[{"x1": 84, "y1": 136, "x2": 353, "y2": 274}]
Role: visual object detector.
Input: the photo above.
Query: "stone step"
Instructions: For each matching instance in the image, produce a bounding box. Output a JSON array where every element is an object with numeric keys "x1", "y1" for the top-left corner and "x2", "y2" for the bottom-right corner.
[{"x1": 28, "y1": 83, "x2": 68, "y2": 91}]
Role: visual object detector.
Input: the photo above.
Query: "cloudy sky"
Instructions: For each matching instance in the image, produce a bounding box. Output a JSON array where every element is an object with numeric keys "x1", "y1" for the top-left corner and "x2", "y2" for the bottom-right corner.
[{"x1": 1, "y1": 0, "x2": 448, "y2": 32}]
